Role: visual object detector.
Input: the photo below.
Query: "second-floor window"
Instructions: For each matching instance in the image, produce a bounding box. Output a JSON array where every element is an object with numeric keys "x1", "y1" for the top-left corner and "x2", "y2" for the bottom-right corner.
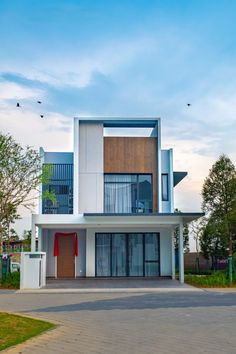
[
  {"x1": 42, "y1": 164, "x2": 73, "y2": 214},
  {"x1": 104, "y1": 174, "x2": 152, "y2": 213}
]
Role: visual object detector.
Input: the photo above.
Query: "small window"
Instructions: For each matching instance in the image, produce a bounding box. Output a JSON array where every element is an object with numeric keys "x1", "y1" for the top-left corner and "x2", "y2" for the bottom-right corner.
[{"x1": 162, "y1": 174, "x2": 169, "y2": 201}]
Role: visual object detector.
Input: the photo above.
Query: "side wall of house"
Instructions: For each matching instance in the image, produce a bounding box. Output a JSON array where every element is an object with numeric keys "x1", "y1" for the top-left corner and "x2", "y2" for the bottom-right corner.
[
  {"x1": 78, "y1": 123, "x2": 104, "y2": 213},
  {"x1": 161, "y1": 149, "x2": 174, "y2": 213}
]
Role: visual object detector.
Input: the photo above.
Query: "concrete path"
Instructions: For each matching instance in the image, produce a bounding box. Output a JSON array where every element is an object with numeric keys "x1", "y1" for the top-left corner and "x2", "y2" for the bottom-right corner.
[
  {"x1": 17, "y1": 278, "x2": 236, "y2": 294},
  {"x1": 0, "y1": 289, "x2": 236, "y2": 354},
  {"x1": 18, "y1": 278, "x2": 202, "y2": 294}
]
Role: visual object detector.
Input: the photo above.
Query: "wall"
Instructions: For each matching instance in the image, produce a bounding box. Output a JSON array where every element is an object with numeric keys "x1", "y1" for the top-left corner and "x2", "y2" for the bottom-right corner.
[
  {"x1": 159, "y1": 229, "x2": 172, "y2": 275},
  {"x1": 161, "y1": 149, "x2": 174, "y2": 213},
  {"x1": 42, "y1": 229, "x2": 86, "y2": 277},
  {"x1": 79, "y1": 123, "x2": 104, "y2": 213},
  {"x1": 104, "y1": 137, "x2": 158, "y2": 212},
  {"x1": 86, "y1": 227, "x2": 172, "y2": 277}
]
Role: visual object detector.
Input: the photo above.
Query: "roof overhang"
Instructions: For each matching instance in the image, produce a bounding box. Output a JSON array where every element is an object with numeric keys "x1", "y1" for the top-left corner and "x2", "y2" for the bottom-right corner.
[
  {"x1": 173, "y1": 172, "x2": 188, "y2": 186},
  {"x1": 33, "y1": 212, "x2": 204, "y2": 229}
]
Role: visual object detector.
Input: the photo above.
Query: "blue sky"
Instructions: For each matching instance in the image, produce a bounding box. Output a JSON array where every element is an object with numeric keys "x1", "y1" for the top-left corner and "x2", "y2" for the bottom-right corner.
[{"x1": 1, "y1": 0, "x2": 236, "y2": 214}]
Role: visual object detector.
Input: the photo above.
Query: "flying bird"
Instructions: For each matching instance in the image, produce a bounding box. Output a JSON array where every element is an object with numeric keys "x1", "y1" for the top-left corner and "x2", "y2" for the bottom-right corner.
[
  {"x1": 37, "y1": 101, "x2": 42, "y2": 104},
  {"x1": 16, "y1": 102, "x2": 21, "y2": 107},
  {"x1": 40, "y1": 115, "x2": 44, "y2": 118},
  {"x1": 187, "y1": 103, "x2": 191, "y2": 107}
]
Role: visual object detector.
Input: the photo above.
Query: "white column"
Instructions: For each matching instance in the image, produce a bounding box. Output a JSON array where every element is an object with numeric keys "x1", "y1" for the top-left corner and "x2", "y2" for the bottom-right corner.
[
  {"x1": 73, "y1": 117, "x2": 79, "y2": 214},
  {"x1": 86, "y1": 229, "x2": 95, "y2": 276},
  {"x1": 38, "y1": 227, "x2": 42, "y2": 252},
  {"x1": 179, "y1": 220, "x2": 184, "y2": 284},
  {"x1": 171, "y1": 227, "x2": 176, "y2": 280},
  {"x1": 157, "y1": 120, "x2": 162, "y2": 212},
  {"x1": 31, "y1": 216, "x2": 36, "y2": 252}
]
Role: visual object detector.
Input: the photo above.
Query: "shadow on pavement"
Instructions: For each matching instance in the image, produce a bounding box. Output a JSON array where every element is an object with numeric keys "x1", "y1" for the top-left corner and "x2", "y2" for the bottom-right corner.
[{"x1": 22, "y1": 292, "x2": 236, "y2": 313}]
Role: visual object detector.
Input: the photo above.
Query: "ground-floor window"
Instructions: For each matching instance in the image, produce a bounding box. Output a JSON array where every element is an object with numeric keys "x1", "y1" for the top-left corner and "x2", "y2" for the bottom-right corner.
[{"x1": 95, "y1": 233, "x2": 160, "y2": 277}]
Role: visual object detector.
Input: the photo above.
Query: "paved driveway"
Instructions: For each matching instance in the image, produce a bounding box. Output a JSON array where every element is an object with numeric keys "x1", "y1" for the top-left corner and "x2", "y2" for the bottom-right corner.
[{"x1": 0, "y1": 289, "x2": 236, "y2": 354}]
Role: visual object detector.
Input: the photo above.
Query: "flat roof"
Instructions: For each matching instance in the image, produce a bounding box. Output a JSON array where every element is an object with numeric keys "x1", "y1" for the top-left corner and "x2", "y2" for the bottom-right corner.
[
  {"x1": 84, "y1": 212, "x2": 204, "y2": 223},
  {"x1": 74, "y1": 117, "x2": 160, "y2": 128}
]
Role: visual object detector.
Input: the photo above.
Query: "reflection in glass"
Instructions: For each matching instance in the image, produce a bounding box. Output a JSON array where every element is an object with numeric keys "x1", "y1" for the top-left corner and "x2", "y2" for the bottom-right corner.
[
  {"x1": 96, "y1": 234, "x2": 111, "y2": 276},
  {"x1": 96, "y1": 233, "x2": 160, "y2": 277},
  {"x1": 128, "y1": 234, "x2": 143, "y2": 276},
  {"x1": 112, "y1": 234, "x2": 126, "y2": 276}
]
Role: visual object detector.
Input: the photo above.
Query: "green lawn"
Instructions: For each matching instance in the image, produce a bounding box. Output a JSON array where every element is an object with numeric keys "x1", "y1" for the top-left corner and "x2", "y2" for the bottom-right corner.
[{"x1": 0, "y1": 312, "x2": 55, "y2": 351}]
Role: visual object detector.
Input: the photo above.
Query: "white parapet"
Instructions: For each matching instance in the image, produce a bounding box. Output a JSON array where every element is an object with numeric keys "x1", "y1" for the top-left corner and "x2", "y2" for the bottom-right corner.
[{"x1": 20, "y1": 252, "x2": 46, "y2": 289}]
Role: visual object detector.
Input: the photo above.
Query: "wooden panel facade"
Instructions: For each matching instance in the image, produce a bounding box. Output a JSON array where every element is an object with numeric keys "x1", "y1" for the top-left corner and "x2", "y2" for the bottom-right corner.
[{"x1": 104, "y1": 137, "x2": 158, "y2": 211}]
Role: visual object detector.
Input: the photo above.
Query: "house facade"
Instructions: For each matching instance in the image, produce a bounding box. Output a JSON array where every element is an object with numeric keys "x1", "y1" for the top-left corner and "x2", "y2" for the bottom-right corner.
[{"x1": 31, "y1": 117, "x2": 203, "y2": 283}]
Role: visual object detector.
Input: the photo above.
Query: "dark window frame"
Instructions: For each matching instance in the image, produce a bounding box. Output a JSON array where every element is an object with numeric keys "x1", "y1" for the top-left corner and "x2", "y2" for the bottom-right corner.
[{"x1": 95, "y1": 232, "x2": 160, "y2": 277}]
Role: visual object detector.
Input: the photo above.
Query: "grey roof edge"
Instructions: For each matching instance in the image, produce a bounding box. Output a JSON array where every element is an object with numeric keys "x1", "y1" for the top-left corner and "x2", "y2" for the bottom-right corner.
[
  {"x1": 74, "y1": 116, "x2": 161, "y2": 120},
  {"x1": 84, "y1": 212, "x2": 204, "y2": 217}
]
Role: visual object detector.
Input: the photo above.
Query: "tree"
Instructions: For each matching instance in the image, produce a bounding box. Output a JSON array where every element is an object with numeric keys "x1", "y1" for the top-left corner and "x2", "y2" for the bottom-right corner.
[
  {"x1": 22, "y1": 230, "x2": 32, "y2": 251},
  {"x1": 200, "y1": 217, "x2": 228, "y2": 270},
  {"x1": 189, "y1": 218, "x2": 205, "y2": 273},
  {"x1": 0, "y1": 132, "x2": 53, "y2": 254},
  {"x1": 174, "y1": 209, "x2": 190, "y2": 253},
  {"x1": 202, "y1": 154, "x2": 236, "y2": 282}
]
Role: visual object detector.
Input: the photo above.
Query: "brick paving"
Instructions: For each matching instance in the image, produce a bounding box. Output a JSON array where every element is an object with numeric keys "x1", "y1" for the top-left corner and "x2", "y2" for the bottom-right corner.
[{"x1": 0, "y1": 289, "x2": 236, "y2": 354}]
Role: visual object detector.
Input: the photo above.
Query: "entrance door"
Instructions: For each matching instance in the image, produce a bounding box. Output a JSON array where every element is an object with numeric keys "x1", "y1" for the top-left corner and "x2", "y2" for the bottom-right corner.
[{"x1": 57, "y1": 235, "x2": 75, "y2": 278}]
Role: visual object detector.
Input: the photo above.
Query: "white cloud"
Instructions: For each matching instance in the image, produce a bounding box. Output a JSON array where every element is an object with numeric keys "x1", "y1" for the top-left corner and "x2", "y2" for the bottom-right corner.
[
  {"x1": 0, "y1": 81, "x2": 44, "y2": 100},
  {"x1": 0, "y1": 36, "x2": 157, "y2": 88},
  {"x1": 0, "y1": 102, "x2": 73, "y2": 152}
]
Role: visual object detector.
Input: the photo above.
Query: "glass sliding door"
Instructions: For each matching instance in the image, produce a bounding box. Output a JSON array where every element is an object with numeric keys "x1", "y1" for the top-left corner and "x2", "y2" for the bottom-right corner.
[
  {"x1": 128, "y1": 234, "x2": 143, "y2": 276},
  {"x1": 112, "y1": 234, "x2": 127, "y2": 276},
  {"x1": 144, "y1": 233, "x2": 159, "y2": 276},
  {"x1": 95, "y1": 233, "x2": 160, "y2": 277},
  {"x1": 96, "y1": 234, "x2": 111, "y2": 276}
]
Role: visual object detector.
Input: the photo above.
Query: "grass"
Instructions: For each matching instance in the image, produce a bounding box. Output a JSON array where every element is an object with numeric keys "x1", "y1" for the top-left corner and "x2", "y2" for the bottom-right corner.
[
  {"x1": 184, "y1": 271, "x2": 236, "y2": 288},
  {"x1": 0, "y1": 272, "x2": 20, "y2": 289},
  {"x1": 0, "y1": 312, "x2": 55, "y2": 351}
]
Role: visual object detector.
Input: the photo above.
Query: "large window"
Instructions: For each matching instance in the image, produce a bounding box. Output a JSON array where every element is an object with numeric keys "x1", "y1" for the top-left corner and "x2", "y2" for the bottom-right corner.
[
  {"x1": 42, "y1": 164, "x2": 73, "y2": 214},
  {"x1": 96, "y1": 233, "x2": 160, "y2": 277},
  {"x1": 104, "y1": 174, "x2": 152, "y2": 213}
]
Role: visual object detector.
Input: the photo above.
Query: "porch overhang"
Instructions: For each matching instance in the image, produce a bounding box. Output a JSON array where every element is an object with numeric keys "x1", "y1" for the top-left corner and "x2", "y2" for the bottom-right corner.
[{"x1": 32, "y1": 212, "x2": 204, "y2": 229}]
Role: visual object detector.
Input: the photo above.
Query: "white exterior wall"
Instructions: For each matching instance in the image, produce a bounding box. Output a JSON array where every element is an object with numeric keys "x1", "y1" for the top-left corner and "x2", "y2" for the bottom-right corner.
[
  {"x1": 42, "y1": 229, "x2": 55, "y2": 277},
  {"x1": 161, "y1": 149, "x2": 174, "y2": 213},
  {"x1": 85, "y1": 227, "x2": 172, "y2": 277},
  {"x1": 42, "y1": 229, "x2": 86, "y2": 277},
  {"x1": 86, "y1": 228, "x2": 96, "y2": 277},
  {"x1": 79, "y1": 123, "x2": 104, "y2": 213},
  {"x1": 159, "y1": 229, "x2": 172, "y2": 276}
]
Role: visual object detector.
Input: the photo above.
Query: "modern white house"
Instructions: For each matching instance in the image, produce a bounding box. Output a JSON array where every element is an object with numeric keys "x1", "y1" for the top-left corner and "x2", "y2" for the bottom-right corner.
[{"x1": 31, "y1": 117, "x2": 203, "y2": 283}]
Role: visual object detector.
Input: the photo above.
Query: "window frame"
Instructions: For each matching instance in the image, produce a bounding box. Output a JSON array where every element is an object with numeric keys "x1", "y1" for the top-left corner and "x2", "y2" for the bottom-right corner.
[
  {"x1": 161, "y1": 173, "x2": 169, "y2": 201},
  {"x1": 104, "y1": 173, "x2": 153, "y2": 214}
]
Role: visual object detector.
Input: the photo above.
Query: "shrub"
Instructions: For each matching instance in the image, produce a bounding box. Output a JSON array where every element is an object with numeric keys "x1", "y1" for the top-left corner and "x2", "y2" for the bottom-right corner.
[
  {"x1": 185, "y1": 271, "x2": 234, "y2": 287},
  {"x1": 1, "y1": 272, "x2": 20, "y2": 289}
]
